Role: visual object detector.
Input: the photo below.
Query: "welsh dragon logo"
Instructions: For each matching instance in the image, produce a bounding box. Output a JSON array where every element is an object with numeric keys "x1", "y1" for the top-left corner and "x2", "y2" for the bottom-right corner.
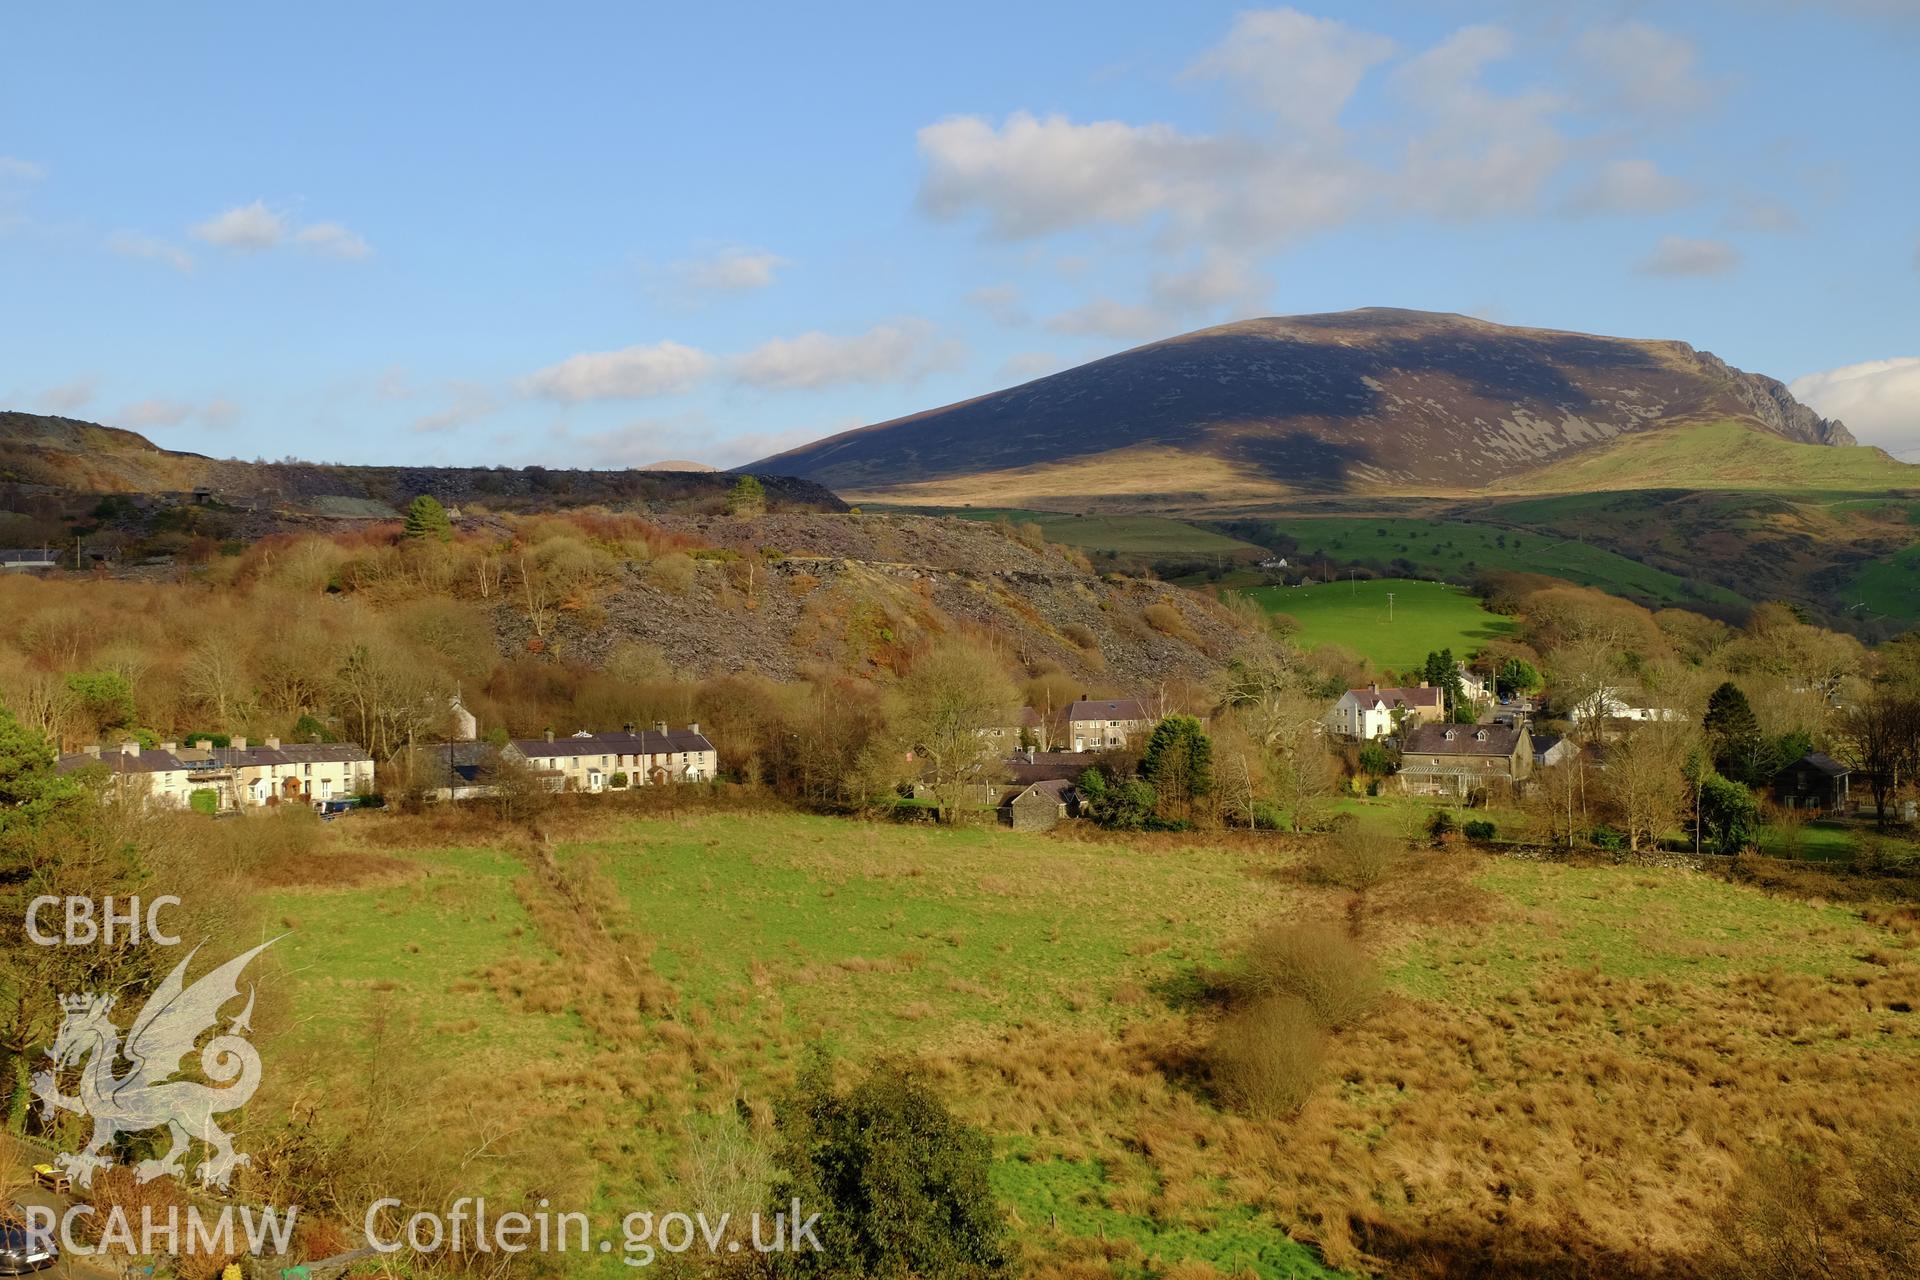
[{"x1": 32, "y1": 940, "x2": 276, "y2": 1190}]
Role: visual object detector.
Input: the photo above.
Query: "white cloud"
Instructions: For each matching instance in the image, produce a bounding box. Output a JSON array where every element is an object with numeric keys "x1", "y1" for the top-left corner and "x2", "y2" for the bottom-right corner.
[
  {"x1": 1635, "y1": 234, "x2": 1741, "y2": 277},
  {"x1": 917, "y1": 110, "x2": 1234, "y2": 239},
  {"x1": 105, "y1": 230, "x2": 194, "y2": 273},
  {"x1": 1576, "y1": 22, "x2": 1709, "y2": 116},
  {"x1": 0, "y1": 156, "x2": 45, "y2": 182},
  {"x1": 1790, "y1": 358, "x2": 1920, "y2": 458},
  {"x1": 731, "y1": 319, "x2": 961, "y2": 390},
  {"x1": 1188, "y1": 7, "x2": 1396, "y2": 134},
  {"x1": 189, "y1": 201, "x2": 371, "y2": 260},
  {"x1": 113, "y1": 396, "x2": 241, "y2": 431},
  {"x1": 1723, "y1": 196, "x2": 1806, "y2": 234},
  {"x1": 25, "y1": 376, "x2": 97, "y2": 414},
  {"x1": 965, "y1": 283, "x2": 1028, "y2": 326},
  {"x1": 410, "y1": 383, "x2": 499, "y2": 434},
  {"x1": 191, "y1": 200, "x2": 286, "y2": 250},
  {"x1": 1045, "y1": 299, "x2": 1168, "y2": 342},
  {"x1": 1389, "y1": 25, "x2": 1568, "y2": 219},
  {"x1": 672, "y1": 246, "x2": 786, "y2": 294},
  {"x1": 523, "y1": 341, "x2": 716, "y2": 402},
  {"x1": 998, "y1": 351, "x2": 1065, "y2": 383},
  {"x1": 1563, "y1": 159, "x2": 1695, "y2": 215},
  {"x1": 294, "y1": 222, "x2": 373, "y2": 260},
  {"x1": 1149, "y1": 251, "x2": 1270, "y2": 318}
]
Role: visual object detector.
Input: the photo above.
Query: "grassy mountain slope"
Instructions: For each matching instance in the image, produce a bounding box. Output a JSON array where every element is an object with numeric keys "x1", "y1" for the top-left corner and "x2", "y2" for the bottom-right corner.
[{"x1": 1489, "y1": 419, "x2": 1917, "y2": 496}]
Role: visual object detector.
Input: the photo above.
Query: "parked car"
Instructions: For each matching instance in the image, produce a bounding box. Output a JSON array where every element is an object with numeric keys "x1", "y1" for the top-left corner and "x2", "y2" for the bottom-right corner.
[{"x1": 0, "y1": 1212, "x2": 57, "y2": 1275}]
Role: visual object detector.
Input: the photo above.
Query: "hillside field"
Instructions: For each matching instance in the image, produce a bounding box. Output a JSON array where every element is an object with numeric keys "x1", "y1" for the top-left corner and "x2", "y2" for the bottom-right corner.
[
  {"x1": 256, "y1": 808, "x2": 1920, "y2": 1280},
  {"x1": 1244, "y1": 516, "x2": 1744, "y2": 609},
  {"x1": 1237, "y1": 577, "x2": 1517, "y2": 670},
  {"x1": 946, "y1": 507, "x2": 1269, "y2": 559}
]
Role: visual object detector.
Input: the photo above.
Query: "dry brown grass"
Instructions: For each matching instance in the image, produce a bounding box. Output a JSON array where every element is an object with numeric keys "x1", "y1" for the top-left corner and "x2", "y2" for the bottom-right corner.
[
  {"x1": 1233, "y1": 920, "x2": 1382, "y2": 1031},
  {"x1": 1210, "y1": 995, "x2": 1326, "y2": 1118}
]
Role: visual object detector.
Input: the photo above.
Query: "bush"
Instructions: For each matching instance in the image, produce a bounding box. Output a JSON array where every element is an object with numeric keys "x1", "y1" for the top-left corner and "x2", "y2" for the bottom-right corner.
[
  {"x1": 1309, "y1": 827, "x2": 1404, "y2": 893},
  {"x1": 1234, "y1": 921, "x2": 1381, "y2": 1031},
  {"x1": 769, "y1": 1057, "x2": 1008, "y2": 1279},
  {"x1": 1357, "y1": 741, "x2": 1396, "y2": 777},
  {"x1": 1142, "y1": 601, "x2": 1185, "y2": 635},
  {"x1": 650, "y1": 551, "x2": 698, "y2": 595},
  {"x1": 189, "y1": 789, "x2": 218, "y2": 815},
  {"x1": 1426, "y1": 808, "x2": 1458, "y2": 842},
  {"x1": 1211, "y1": 996, "x2": 1325, "y2": 1118},
  {"x1": 1060, "y1": 621, "x2": 1099, "y2": 651},
  {"x1": 1463, "y1": 819, "x2": 1496, "y2": 840}
]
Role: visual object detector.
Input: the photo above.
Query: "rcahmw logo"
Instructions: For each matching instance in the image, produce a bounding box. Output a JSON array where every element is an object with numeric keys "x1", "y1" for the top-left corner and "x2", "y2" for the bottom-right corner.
[{"x1": 32, "y1": 938, "x2": 278, "y2": 1190}]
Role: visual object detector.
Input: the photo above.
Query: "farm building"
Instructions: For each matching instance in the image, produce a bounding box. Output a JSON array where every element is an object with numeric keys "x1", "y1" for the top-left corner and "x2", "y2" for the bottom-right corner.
[{"x1": 1397, "y1": 723, "x2": 1534, "y2": 798}]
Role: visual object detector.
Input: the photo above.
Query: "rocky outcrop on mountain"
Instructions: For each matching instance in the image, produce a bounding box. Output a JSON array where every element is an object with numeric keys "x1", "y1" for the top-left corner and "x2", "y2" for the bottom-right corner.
[
  {"x1": 1686, "y1": 350, "x2": 1855, "y2": 446},
  {"x1": 754, "y1": 308, "x2": 1862, "y2": 502}
]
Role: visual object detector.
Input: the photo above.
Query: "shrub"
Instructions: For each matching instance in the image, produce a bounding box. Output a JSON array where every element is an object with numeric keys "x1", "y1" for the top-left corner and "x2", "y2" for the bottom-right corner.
[
  {"x1": 1060, "y1": 621, "x2": 1099, "y2": 651},
  {"x1": 1309, "y1": 827, "x2": 1404, "y2": 893},
  {"x1": 1235, "y1": 921, "x2": 1381, "y2": 1030},
  {"x1": 189, "y1": 789, "x2": 218, "y2": 815},
  {"x1": 1357, "y1": 741, "x2": 1396, "y2": 777},
  {"x1": 769, "y1": 1056, "x2": 1008, "y2": 1279},
  {"x1": 1211, "y1": 996, "x2": 1326, "y2": 1118},
  {"x1": 1142, "y1": 601, "x2": 1185, "y2": 636},
  {"x1": 650, "y1": 552, "x2": 698, "y2": 595},
  {"x1": 1463, "y1": 819, "x2": 1497, "y2": 840},
  {"x1": 1426, "y1": 808, "x2": 1458, "y2": 842}
]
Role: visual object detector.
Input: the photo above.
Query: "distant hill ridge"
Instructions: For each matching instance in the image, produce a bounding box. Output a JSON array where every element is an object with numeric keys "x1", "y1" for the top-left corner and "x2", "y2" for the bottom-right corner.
[
  {"x1": 752, "y1": 308, "x2": 1876, "y2": 508},
  {"x1": 0, "y1": 411, "x2": 843, "y2": 515}
]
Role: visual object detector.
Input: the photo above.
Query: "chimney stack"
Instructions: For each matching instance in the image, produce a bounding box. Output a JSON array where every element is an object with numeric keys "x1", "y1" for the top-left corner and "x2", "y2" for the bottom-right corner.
[
  {"x1": 265, "y1": 736, "x2": 281, "y2": 750},
  {"x1": 545, "y1": 729, "x2": 554, "y2": 743},
  {"x1": 161, "y1": 741, "x2": 177, "y2": 753},
  {"x1": 232, "y1": 736, "x2": 248, "y2": 751},
  {"x1": 84, "y1": 744, "x2": 101, "y2": 759},
  {"x1": 687, "y1": 722, "x2": 700, "y2": 736},
  {"x1": 653, "y1": 720, "x2": 667, "y2": 735}
]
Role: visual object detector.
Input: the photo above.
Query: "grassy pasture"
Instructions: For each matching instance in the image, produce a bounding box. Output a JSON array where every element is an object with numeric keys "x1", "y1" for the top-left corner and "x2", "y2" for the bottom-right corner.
[
  {"x1": 1238, "y1": 577, "x2": 1517, "y2": 669},
  {"x1": 1492, "y1": 419, "x2": 1920, "y2": 496},
  {"x1": 1250, "y1": 516, "x2": 1743, "y2": 608},
  {"x1": 258, "y1": 807, "x2": 1920, "y2": 1279}
]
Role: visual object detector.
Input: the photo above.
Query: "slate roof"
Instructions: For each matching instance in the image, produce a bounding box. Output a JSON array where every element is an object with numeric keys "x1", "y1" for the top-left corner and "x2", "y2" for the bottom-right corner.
[
  {"x1": 1066, "y1": 698, "x2": 1149, "y2": 723},
  {"x1": 1783, "y1": 752, "x2": 1850, "y2": 779},
  {"x1": 1015, "y1": 778, "x2": 1074, "y2": 804},
  {"x1": 513, "y1": 728, "x2": 714, "y2": 758},
  {"x1": 1007, "y1": 751, "x2": 1101, "y2": 784},
  {"x1": 1403, "y1": 723, "x2": 1524, "y2": 758},
  {"x1": 1343, "y1": 685, "x2": 1442, "y2": 709},
  {"x1": 56, "y1": 748, "x2": 187, "y2": 775}
]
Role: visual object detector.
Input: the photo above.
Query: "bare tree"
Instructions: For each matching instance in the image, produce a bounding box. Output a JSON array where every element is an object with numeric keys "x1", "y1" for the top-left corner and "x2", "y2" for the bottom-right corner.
[
  {"x1": 1601, "y1": 722, "x2": 1695, "y2": 853},
  {"x1": 892, "y1": 644, "x2": 1018, "y2": 824},
  {"x1": 1834, "y1": 687, "x2": 1920, "y2": 829}
]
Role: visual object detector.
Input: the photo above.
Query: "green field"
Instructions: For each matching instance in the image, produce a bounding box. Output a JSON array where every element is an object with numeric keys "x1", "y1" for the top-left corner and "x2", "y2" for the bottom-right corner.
[
  {"x1": 1250, "y1": 515, "x2": 1744, "y2": 608},
  {"x1": 1238, "y1": 577, "x2": 1516, "y2": 670},
  {"x1": 949, "y1": 507, "x2": 1268, "y2": 558},
  {"x1": 1848, "y1": 540, "x2": 1920, "y2": 621},
  {"x1": 1491, "y1": 419, "x2": 1920, "y2": 496},
  {"x1": 262, "y1": 808, "x2": 1920, "y2": 1279}
]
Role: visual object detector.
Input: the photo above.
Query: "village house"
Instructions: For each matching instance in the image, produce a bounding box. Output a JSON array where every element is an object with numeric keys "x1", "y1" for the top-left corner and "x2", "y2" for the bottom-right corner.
[
  {"x1": 1065, "y1": 698, "x2": 1151, "y2": 753},
  {"x1": 1531, "y1": 732, "x2": 1576, "y2": 770},
  {"x1": 1567, "y1": 687, "x2": 1681, "y2": 725},
  {"x1": 1397, "y1": 722, "x2": 1534, "y2": 798},
  {"x1": 58, "y1": 736, "x2": 376, "y2": 811},
  {"x1": 983, "y1": 706, "x2": 1050, "y2": 753},
  {"x1": 1329, "y1": 683, "x2": 1445, "y2": 740},
  {"x1": 508, "y1": 723, "x2": 717, "y2": 793},
  {"x1": 1770, "y1": 752, "x2": 1851, "y2": 813},
  {"x1": 1005, "y1": 779, "x2": 1076, "y2": 830}
]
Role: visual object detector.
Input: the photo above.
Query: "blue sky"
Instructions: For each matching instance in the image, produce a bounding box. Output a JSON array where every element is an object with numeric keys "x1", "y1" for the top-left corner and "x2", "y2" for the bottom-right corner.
[{"x1": 3, "y1": 1, "x2": 1917, "y2": 466}]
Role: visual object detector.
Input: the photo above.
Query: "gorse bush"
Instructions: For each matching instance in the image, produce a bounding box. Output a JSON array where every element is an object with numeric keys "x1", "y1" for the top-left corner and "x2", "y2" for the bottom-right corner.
[
  {"x1": 769, "y1": 1056, "x2": 1007, "y2": 1279},
  {"x1": 1233, "y1": 921, "x2": 1382, "y2": 1031},
  {"x1": 1210, "y1": 995, "x2": 1326, "y2": 1118}
]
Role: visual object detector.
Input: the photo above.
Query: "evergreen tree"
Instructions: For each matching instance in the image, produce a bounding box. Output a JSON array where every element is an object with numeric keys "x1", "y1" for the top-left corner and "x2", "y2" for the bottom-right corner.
[
  {"x1": 1496, "y1": 657, "x2": 1542, "y2": 699},
  {"x1": 403, "y1": 494, "x2": 453, "y2": 542},
  {"x1": 727, "y1": 474, "x2": 768, "y2": 517},
  {"x1": 1703, "y1": 682, "x2": 1765, "y2": 785},
  {"x1": 1140, "y1": 715, "x2": 1213, "y2": 826}
]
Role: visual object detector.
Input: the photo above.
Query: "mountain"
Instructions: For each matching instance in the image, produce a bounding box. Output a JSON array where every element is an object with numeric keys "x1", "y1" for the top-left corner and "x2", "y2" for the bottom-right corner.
[
  {"x1": 0, "y1": 411, "x2": 843, "y2": 518},
  {"x1": 752, "y1": 308, "x2": 1874, "y2": 509}
]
